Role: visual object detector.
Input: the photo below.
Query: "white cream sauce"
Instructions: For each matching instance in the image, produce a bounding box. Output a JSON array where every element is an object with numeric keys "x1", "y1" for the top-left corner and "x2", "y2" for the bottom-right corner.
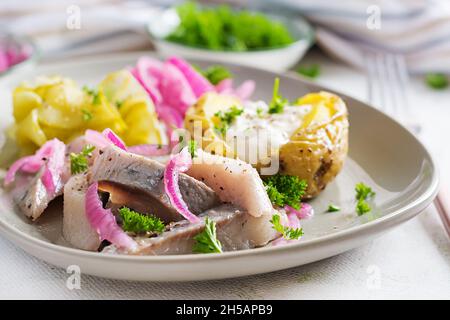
[{"x1": 224, "y1": 101, "x2": 311, "y2": 165}]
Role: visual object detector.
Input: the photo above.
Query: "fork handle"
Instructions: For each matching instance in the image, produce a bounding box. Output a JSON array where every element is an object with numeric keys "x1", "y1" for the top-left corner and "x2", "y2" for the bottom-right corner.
[{"x1": 434, "y1": 184, "x2": 450, "y2": 237}]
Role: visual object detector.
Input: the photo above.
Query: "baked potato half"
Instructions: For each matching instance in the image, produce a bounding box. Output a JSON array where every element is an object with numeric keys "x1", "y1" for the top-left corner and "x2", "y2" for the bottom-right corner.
[{"x1": 184, "y1": 91, "x2": 349, "y2": 198}]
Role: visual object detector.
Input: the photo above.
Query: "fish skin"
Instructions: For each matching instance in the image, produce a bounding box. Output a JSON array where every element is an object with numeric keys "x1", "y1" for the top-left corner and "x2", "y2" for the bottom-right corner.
[
  {"x1": 63, "y1": 174, "x2": 101, "y2": 251},
  {"x1": 102, "y1": 204, "x2": 279, "y2": 256},
  {"x1": 88, "y1": 146, "x2": 220, "y2": 222}
]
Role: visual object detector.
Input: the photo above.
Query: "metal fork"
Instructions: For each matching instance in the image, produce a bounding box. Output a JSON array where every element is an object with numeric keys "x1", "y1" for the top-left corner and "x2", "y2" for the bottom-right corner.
[{"x1": 365, "y1": 51, "x2": 450, "y2": 237}]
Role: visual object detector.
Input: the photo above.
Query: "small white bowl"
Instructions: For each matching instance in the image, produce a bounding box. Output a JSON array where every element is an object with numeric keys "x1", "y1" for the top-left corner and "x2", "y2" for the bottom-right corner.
[{"x1": 147, "y1": 8, "x2": 314, "y2": 72}]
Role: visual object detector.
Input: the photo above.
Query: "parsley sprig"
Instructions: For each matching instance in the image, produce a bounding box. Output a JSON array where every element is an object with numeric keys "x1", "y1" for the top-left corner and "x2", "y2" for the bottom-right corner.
[
  {"x1": 270, "y1": 214, "x2": 304, "y2": 240},
  {"x1": 297, "y1": 64, "x2": 321, "y2": 79},
  {"x1": 193, "y1": 217, "x2": 223, "y2": 254},
  {"x1": 119, "y1": 207, "x2": 165, "y2": 234},
  {"x1": 327, "y1": 204, "x2": 340, "y2": 212},
  {"x1": 268, "y1": 78, "x2": 289, "y2": 114},
  {"x1": 263, "y1": 174, "x2": 307, "y2": 210},
  {"x1": 201, "y1": 65, "x2": 233, "y2": 85},
  {"x1": 213, "y1": 105, "x2": 243, "y2": 136},
  {"x1": 355, "y1": 182, "x2": 376, "y2": 215},
  {"x1": 70, "y1": 145, "x2": 95, "y2": 175},
  {"x1": 425, "y1": 73, "x2": 448, "y2": 90}
]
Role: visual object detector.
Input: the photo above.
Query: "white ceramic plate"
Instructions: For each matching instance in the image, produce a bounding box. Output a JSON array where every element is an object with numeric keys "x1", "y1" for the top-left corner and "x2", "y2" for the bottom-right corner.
[
  {"x1": 147, "y1": 8, "x2": 314, "y2": 72},
  {"x1": 0, "y1": 53, "x2": 439, "y2": 282}
]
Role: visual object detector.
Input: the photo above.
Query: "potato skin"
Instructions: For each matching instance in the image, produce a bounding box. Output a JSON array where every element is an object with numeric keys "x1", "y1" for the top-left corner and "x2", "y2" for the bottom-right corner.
[{"x1": 279, "y1": 92, "x2": 349, "y2": 197}]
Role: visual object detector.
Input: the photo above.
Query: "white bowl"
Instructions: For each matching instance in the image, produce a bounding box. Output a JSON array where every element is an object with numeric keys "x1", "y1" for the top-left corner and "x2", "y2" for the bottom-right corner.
[{"x1": 147, "y1": 8, "x2": 315, "y2": 72}]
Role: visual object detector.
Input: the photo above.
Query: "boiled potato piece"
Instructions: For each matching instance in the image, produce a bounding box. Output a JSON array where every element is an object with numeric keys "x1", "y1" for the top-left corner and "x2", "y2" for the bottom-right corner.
[
  {"x1": 184, "y1": 92, "x2": 241, "y2": 156},
  {"x1": 279, "y1": 92, "x2": 348, "y2": 197},
  {"x1": 184, "y1": 91, "x2": 349, "y2": 198},
  {"x1": 99, "y1": 70, "x2": 164, "y2": 145},
  {"x1": 11, "y1": 70, "x2": 165, "y2": 152}
]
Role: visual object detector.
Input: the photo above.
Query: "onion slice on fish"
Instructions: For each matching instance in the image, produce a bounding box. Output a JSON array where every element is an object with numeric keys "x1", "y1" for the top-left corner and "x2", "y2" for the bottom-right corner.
[
  {"x1": 102, "y1": 129, "x2": 127, "y2": 150},
  {"x1": 85, "y1": 129, "x2": 111, "y2": 149},
  {"x1": 4, "y1": 139, "x2": 66, "y2": 196},
  {"x1": 85, "y1": 182, "x2": 137, "y2": 251},
  {"x1": 127, "y1": 144, "x2": 171, "y2": 157},
  {"x1": 164, "y1": 148, "x2": 201, "y2": 223},
  {"x1": 85, "y1": 128, "x2": 170, "y2": 157}
]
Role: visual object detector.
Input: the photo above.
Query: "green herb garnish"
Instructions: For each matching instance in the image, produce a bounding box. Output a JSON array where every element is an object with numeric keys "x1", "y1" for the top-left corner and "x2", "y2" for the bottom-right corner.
[
  {"x1": 270, "y1": 214, "x2": 304, "y2": 240},
  {"x1": 213, "y1": 105, "x2": 243, "y2": 136},
  {"x1": 201, "y1": 65, "x2": 233, "y2": 85},
  {"x1": 327, "y1": 204, "x2": 340, "y2": 212},
  {"x1": 297, "y1": 64, "x2": 321, "y2": 79},
  {"x1": 83, "y1": 85, "x2": 100, "y2": 105},
  {"x1": 263, "y1": 174, "x2": 307, "y2": 210},
  {"x1": 355, "y1": 182, "x2": 376, "y2": 215},
  {"x1": 188, "y1": 139, "x2": 198, "y2": 159},
  {"x1": 82, "y1": 109, "x2": 93, "y2": 121},
  {"x1": 166, "y1": 2, "x2": 294, "y2": 51},
  {"x1": 268, "y1": 78, "x2": 289, "y2": 114},
  {"x1": 425, "y1": 73, "x2": 448, "y2": 90},
  {"x1": 119, "y1": 207, "x2": 165, "y2": 234},
  {"x1": 193, "y1": 217, "x2": 223, "y2": 254},
  {"x1": 356, "y1": 199, "x2": 371, "y2": 215},
  {"x1": 70, "y1": 145, "x2": 95, "y2": 175}
]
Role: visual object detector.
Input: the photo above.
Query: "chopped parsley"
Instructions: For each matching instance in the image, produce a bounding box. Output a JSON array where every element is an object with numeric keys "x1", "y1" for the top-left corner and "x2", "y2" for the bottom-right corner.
[
  {"x1": 193, "y1": 217, "x2": 223, "y2": 254},
  {"x1": 270, "y1": 214, "x2": 304, "y2": 240},
  {"x1": 355, "y1": 182, "x2": 376, "y2": 215},
  {"x1": 82, "y1": 109, "x2": 93, "y2": 121},
  {"x1": 425, "y1": 73, "x2": 448, "y2": 90},
  {"x1": 188, "y1": 139, "x2": 198, "y2": 159},
  {"x1": 165, "y1": 2, "x2": 294, "y2": 51},
  {"x1": 119, "y1": 207, "x2": 165, "y2": 234},
  {"x1": 213, "y1": 105, "x2": 243, "y2": 136},
  {"x1": 70, "y1": 145, "x2": 95, "y2": 175},
  {"x1": 297, "y1": 64, "x2": 321, "y2": 79},
  {"x1": 327, "y1": 204, "x2": 340, "y2": 212},
  {"x1": 356, "y1": 200, "x2": 371, "y2": 215},
  {"x1": 268, "y1": 78, "x2": 289, "y2": 114},
  {"x1": 83, "y1": 85, "x2": 101, "y2": 105},
  {"x1": 201, "y1": 65, "x2": 233, "y2": 85},
  {"x1": 263, "y1": 174, "x2": 307, "y2": 210},
  {"x1": 256, "y1": 107, "x2": 264, "y2": 117}
]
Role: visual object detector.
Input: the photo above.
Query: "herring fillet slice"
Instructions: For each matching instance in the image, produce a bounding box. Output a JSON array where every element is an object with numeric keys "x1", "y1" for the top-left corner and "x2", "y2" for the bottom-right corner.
[
  {"x1": 63, "y1": 174, "x2": 101, "y2": 251},
  {"x1": 187, "y1": 149, "x2": 273, "y2": 217},
  {"x1": 102, "y1": 204, "x2": 278, "y2": 255},
  {"x1": 88, "y1": 146, "x2": 219, "y2": 222},
  {"x1": 11, "y1": 167, "x2": 65, "y2": 221}
]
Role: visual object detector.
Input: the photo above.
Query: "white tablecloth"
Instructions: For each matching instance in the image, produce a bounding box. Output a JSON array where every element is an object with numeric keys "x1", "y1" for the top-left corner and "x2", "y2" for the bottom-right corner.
[{"x1": 0, "y1": 49, "x2": 449, "y2": 300}]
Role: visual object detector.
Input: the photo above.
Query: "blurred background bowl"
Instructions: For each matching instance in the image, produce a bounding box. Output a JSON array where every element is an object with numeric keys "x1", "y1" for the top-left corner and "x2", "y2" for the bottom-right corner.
[
  {"x1": 147, "y1": 8, "x2": 314, "y2": 72},
  {"x1": 0, "y1": 33, "x2": 37, "y2": 79}
]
